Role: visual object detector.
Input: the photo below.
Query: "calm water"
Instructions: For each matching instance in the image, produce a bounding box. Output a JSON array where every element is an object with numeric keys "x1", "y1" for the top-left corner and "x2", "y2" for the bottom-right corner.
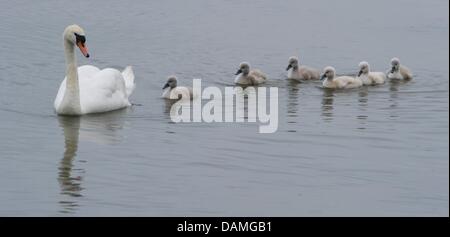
[{"x1": 0, "y1": 0, "x2": 448, "y2": 216}]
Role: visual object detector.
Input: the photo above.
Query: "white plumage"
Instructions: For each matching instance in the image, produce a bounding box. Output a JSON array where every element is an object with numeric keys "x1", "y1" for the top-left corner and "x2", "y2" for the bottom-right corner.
[{"x1": 54, "y1": 25, "x2": 135, "y2": 115}]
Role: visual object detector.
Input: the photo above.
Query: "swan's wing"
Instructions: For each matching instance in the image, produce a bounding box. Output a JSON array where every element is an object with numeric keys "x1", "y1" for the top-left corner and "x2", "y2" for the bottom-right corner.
[
  {"x1": 400, "y1": 66, "x2": 413, "y2": 80},
  {"x1": 79, "y1": 68, "x2": 130, "y2": 114},
  {"x1": 301, "y1": 66, "x2": 321, "y2": 80},
  {"x1": 170, "y1": 86, "x2": 193, "y2": 100},
  {"x1": 336, "y1": 76, "x2": 354, "y2": 88},
  {"x1": 251, "y1": 69, "x2": 267, "y2": 80},
  {"x1": 121, "y1": 66, "x2": 135, "y2": 97},
  {"x1": 336, "y1": 78, "x2": 348, "y2": 88},
  {"x1": 249, "y1": 69, "x2": 267, "y2": 84},
  {"x1": 350, "y1": 77, "x2": 363, "y2": 88},
  {"x1": 370, "y1": 72, "x2": 386, "y2": 84}
]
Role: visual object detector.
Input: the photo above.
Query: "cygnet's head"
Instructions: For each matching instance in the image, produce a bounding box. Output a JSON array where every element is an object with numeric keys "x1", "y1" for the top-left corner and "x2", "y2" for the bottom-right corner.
[
  {"x1": 321, "y1": 66, "x2": 336, "y2": 80},
  {"x1": 286, "y1": 56, "x2": 299, "y2": 71},
  {"x1": 390, "y1": 57, "x2": 400, "y2": 73},
  {"x1": 163, "y1": 75, "x2": 178, "y2": 89},
  {"x1": 358, "y1": 61, "x2": 370, "y2": 76},
  {"x1": 235, "y1": 62, "x2": 251, "y2": 75},
  {"x1": 63, "y1": 24, "x2": 89, "y2": 58}
]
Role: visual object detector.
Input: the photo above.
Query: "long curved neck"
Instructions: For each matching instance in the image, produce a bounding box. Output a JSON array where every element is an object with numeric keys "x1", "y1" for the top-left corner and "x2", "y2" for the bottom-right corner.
[{"x1": 61, "y1": 39, "x2": 81, "y2": 114}]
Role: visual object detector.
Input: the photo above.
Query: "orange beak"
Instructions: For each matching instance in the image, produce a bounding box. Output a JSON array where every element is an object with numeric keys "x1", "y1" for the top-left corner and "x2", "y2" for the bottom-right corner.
[{"x1": 76, "y1": 42, "x2": 90, "y2": 58}]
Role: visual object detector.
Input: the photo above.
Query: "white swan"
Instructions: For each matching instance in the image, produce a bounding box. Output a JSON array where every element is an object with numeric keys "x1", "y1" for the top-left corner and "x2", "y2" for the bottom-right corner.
[
  {"x1": 387, "y1": 57, "x2": 413, "y2": 80},
  {"x1": 162, "y1": 76, "x2": 195, "y2": 100},
  {"x1": 286, "y1": 56, "x2": 320, "y2": 81},
  {"x1": 54, "y1": 25, "x2": 135, "y2": 115},
  {"x1": 234, "y1": 62, "x2": 267, "y2": 85},
  {"x1": 321, "y1": 66, "x2": 363, "y2": 89},
  {"x1": 357, "y1": 61, "x2": 386, "y2": 85}
]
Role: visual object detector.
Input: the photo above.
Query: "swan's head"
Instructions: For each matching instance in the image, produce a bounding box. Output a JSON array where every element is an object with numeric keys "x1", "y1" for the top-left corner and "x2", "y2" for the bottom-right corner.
[
  {"x1": 235, "y1": 62, "x2": 250, "y2": 75},
  {"x1": 163, "y1": 76, "x2": 178, "y2": 89},
  {"x1": 358, "y1": 61, "x2": 370, "y2": 76},
  {"x1": 63, "y1": 24, "x2": 89, "y2": 58},
  {"x1": 321, "y1": 66, "x2": 336, "y2": 80},
  {"x1": 286, "y1": 56, "x2": 299, "y2": 71},
  {"x1": 390, "y1": 57, "x2": 400, "y2": 73}
]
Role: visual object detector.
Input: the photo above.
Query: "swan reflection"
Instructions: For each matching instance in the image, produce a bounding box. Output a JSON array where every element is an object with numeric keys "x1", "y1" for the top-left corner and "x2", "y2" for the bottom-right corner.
[
  {"x1": 286, "y1": 80, "x2": 300, "y2": 120},
  {"x1": 57, "y1": 109, "x2": 128, "y2": 214},
  {"x1": 356, "y1": 87, "x2": 369, "y2": 129},
  {"x1": 321, "y1": 88, "x2": 335, "y2": 122}
]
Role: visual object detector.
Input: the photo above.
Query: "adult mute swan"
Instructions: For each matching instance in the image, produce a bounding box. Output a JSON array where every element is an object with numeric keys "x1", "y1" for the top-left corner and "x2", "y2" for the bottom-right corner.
[
  {"x1": 286, "y1": 56, "x2": 320, "y2": 81},
  {"x1": 234, "y1": 62, "x2": 267, "y2": 85},
  {"x1": 321, "y1": 66, "x2": 363, "y2": 89},
  {"x1": 357, "y1": 61, "x2": 386, "y2": 85},
  {"x1": 54, "y1": 25, "x2": 135, "y2": 115},
  {"x1": 387, "y1": 57, "x2": 413, "y2": 80}
]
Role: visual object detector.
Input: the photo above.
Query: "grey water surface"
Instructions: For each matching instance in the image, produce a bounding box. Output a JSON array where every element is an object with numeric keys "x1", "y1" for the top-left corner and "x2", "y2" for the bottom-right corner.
[{"x1": 0, "y1": 0, "x2": 448, "y2": 216}]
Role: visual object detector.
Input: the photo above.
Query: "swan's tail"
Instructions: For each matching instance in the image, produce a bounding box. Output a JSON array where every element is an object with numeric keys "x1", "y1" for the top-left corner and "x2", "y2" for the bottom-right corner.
[{"x1": 122, "y1": 66, "x2": 136, "y2": 97}]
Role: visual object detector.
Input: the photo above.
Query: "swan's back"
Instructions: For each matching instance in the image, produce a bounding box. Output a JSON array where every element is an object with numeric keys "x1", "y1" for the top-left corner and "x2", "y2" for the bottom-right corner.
[
  {"x1": 400, "y1": 66, "x2": 413, "y2": 80},
  {"x1": 249, "y1": 69, "x2": 267, "y2": 84},
  {"x1": 369, "y1": 72, "x2": 386, "y2": 84},
  {"x1": 334, "y1": 76, "x2": 362, "y2": 89},
  {"x1": 78, "y1": 68, "x2": 130, "y2": 113},
  {"x1": 299, "y1": 66, "x2": 321, "y2": 80},
  {"x1": 79, "y1": 65, "x2": 101, "y2": 78},
  {"x1": 172, "y1": 86, "x2": 194, "y2": 100},
  {"x1": 336, "y1": 76, "x2": 356, "y2": 88}
]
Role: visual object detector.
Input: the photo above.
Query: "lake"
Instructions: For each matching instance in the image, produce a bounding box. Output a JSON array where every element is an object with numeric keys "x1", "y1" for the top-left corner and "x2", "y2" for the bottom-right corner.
[{"x1": 0, "y1": 0, "x2": 448, "y2": 216}]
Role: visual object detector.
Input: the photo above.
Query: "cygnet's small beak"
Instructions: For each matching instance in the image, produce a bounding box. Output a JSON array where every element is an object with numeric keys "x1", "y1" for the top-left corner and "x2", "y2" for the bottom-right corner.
[
  {"x1": 163, "y1": 83, "x2": 170, "y2": 90},
  {"x1": 235, "y1": 69, "x2": 243, "y2": 75},
  {"x1": 390, "y1": 67, "x2": 395, "y2": 73},
  {"x1": 358, "y1": 70, "x2": 363, "y2": 77},
  {"x1": 286, "y1": 64, "x2": 292, "y2": 71},
  {"x1": 320, "y1": 74, "x2": 327, "y2": 80}
]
